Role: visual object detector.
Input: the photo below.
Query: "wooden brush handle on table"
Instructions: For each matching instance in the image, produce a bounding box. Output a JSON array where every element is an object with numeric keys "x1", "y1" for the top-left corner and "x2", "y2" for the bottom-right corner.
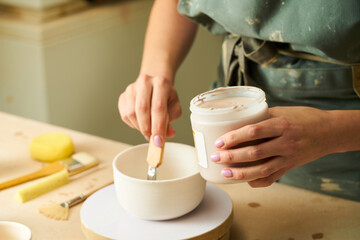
[{"x1": 0, "y1": 162, "x2": 65, "y2": 190}]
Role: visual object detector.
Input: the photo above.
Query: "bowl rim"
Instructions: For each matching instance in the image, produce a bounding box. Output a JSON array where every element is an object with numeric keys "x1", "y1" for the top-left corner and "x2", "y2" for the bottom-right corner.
[
  {"x1": 0, "y1": 221, "x2": 31, "y2": 239},
  {"x1": 112, "y1": 142, "x2": 202, "y2": 183}
]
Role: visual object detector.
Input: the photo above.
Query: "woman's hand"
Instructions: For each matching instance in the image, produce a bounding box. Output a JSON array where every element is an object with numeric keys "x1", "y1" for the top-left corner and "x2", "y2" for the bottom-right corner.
[
  {"x1": 211, "y1": 106, "x2": 338, "y2": 187},
  {"x1": 118, "y1": 74, "x2": 181, "y2": 146},
  {"x1": 118, "y1": 0, "x2": 197, "y2": 146}
]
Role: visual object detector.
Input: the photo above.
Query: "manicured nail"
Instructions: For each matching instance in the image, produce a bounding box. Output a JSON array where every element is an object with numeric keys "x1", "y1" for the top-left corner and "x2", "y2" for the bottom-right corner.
[
  {"x1": 210, "y1": 153, "x2": 220, "y2": 162},
  {"x1": 144, "y1": 136, "x2": 150, "y2": 141},
  {"x1": 154, "y1": 135, "x2": 163, "y2": 147},
  {"x1": 215, "y1": 139, "x2": 224, "y2": 148},
  {"x1": 222, "y1": 169, "x2": 233, "y2": 178}
]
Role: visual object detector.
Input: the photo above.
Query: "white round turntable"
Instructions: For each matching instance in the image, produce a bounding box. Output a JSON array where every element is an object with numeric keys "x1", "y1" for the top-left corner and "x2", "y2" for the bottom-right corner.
[{"x1": 81, "y1": 183, "x2": 233, "y2": 240}]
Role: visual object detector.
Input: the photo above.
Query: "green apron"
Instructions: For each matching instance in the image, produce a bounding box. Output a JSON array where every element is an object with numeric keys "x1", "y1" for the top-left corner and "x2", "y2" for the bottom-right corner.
[{"x1": 179, "y1": 0, "x2": 360, "y2": 201}]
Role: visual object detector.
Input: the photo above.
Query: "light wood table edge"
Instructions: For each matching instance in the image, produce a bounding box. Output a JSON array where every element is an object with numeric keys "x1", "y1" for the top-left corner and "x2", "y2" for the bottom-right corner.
[{"x1": 81, "y1": 210, "x2": 233, "y2": 240}]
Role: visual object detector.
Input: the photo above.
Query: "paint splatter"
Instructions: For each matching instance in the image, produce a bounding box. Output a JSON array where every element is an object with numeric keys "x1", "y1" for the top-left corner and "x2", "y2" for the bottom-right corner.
[
  {"x1": 248, "y1": 202, "x2": 261, "y2": 208},
  {"x1": 292, "y1": 82, "x2": 302, "y2": 88},
  {"x1": 321, "y1": 178, "x2": 342, "y2": 192},
  {"x1": 311, "y1": 197, "x2": 323, "y2": 203},
  {"x1": 245, "y1": 18, "x2": 255, "y2": 25},
  {"x1": 327, "y1": 24, "x2": 336, "y2": 33},
  {"x1": 269, "y1": 30, "x2": 284, "y2": 42},
  {"x1": 288, "y1": 70, "x2": 301, "y2": 78},
  {"x1": 86, "y1": 183, "x2": 95, "y2": 190},
  {"x1": 245, "y1": 17, "x2": 261, "y2": 25},
  {"x1": 312, "y1": 232, "x2": 324, "y2": 239},
  {"x1": 280, "y1": 78, "x2": 287, "y2": 84}
]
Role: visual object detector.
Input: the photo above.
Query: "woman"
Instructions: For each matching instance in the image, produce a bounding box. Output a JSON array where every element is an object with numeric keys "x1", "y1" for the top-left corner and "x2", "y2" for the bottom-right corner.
[{"x1": 118, "y1": 0, "x2": 360, "y2": 201}]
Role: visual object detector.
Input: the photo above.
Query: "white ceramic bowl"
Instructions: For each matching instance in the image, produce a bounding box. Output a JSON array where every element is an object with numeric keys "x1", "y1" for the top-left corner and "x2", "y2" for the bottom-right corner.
[
  {"x1": 0, "y1": 221, "x2": 31, "y2": 240},
  {"x1": 113, "y1": 142, "x2": 206, "y2": 220}
]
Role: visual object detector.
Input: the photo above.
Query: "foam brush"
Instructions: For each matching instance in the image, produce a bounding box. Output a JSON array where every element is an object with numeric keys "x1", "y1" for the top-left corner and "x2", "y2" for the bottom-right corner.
[
  {"x1": 14, "y1": 152, "x2": 99, "y2": 203},
  {"x1": 0, "y1": 152, "x2": 98, "y2": 191}
]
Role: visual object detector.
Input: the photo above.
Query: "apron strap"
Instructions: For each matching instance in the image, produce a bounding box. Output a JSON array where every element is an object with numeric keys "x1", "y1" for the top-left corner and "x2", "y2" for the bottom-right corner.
[
  {"x1": 242, "y1": 36, "x2": 279, "y2": 66},
  {"x1": 353, "y1": 64, "x2": 360, "y2": 98},
  {"x1": 223, "y1": 35, "x2": 278, "y2": 87},
  {"x1": 222, "y1": 35, "x2": 241, "y2": 86}
]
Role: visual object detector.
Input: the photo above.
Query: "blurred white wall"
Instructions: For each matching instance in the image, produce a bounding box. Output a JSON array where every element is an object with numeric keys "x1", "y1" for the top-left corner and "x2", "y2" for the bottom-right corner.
[{"x1": 0, "y1": 0, "x2": 223, "y2": 145}]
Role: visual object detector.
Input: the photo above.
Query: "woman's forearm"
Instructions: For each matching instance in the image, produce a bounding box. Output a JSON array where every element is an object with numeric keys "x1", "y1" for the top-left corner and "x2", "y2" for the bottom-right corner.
[
  {"x1": 140, "y1": 0, "x2": 198, "y2": 82},
  {"x1": 328, "y1": 110, "x2": 360, "y2": 153}
]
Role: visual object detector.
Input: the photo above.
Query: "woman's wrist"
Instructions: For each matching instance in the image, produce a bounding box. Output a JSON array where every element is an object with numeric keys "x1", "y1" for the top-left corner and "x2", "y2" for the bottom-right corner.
[
  {"x1": 327, "y1": 110, "x2": 360, "y2": 153},
  {"x1": 139, "y1": 61, "x2": 175, "y2": 85}
]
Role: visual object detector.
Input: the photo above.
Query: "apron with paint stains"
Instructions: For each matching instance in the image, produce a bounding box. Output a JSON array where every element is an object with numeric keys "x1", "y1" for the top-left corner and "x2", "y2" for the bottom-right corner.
[{"x1": 179, "y1": 0, "x2": 360, "y2": 201}]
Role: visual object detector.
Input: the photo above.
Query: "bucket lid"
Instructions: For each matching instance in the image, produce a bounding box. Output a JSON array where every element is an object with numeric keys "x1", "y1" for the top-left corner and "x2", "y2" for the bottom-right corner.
[{"x1": 190, "y1": 86, "x2": 266, "y2": 115}]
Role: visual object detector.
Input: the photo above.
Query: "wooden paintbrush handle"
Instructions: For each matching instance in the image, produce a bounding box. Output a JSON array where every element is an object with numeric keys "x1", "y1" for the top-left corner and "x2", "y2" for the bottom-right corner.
[
  {"x1": 66, "y1": 181, "x2": 114, "y2": 208},
  {"x1": 0, "y1": 162, "x2": 65, "y2": 190},
  {"x1": 146, "y1": 115, "x2": 169, "y2": 168},
  {"x1": 0, "y1": 173, "x2": 42, "y2": 190}
]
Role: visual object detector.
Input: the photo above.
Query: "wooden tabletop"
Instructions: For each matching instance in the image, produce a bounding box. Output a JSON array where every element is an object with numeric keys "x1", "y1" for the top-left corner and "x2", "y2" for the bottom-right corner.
[{"x1": 0, "y1": 111, "x2": 359, "y2": 240}]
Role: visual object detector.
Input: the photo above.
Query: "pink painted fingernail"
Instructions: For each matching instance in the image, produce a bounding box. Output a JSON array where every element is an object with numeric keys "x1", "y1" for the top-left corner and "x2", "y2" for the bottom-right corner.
[
  {"x1": 215, "y1": 139, "x2": 224, "y2": 148},
  {"x1": 210, "y1": 153, "x2": 220, "y2": 162},
  {"x1": 154, "y1": 135, "x2": 163, "y2": 147},
  {"x1": 222, "y1": 169, "x2": 233, "y2": 178},
  {"x1": 144, "y1": 136, "x2": 150, "y2": 141}
]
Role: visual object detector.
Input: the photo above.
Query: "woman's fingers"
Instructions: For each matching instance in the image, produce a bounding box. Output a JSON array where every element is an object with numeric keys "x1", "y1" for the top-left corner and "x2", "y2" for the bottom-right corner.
[
  {"x1": 222, "y1": 162, "x2": 288, "y2": 187},
  {"x1": 247, "y1": 168, "x2": 288, "y2": 188},
  {"x1": 166, "y1": 89, "x2": 181, "y2": 138},
  {"x1": 151, "y1": 77, "x2": 171, "y2": 146},
  {"x1": 212, "y1": 136, "x2": 287, "y2": 164},
  {"x1": 167, "y1": 125, "x2": 176, "y2": 138},
  {"x1": 221, "y1": 156, "x2": 285, "y2": 181},
  {"x1": 118, "y1": 93, "x2": 129, "y2": 126},
  {"x1": 119, "y1": 89, "x2": 137, "y2": 129},
  {"x1": 167, "y1": 88, "x2": 182, "y2": 124},
  {"x1": 216, "y1": 117, "x2": 287, "y2": 149},
  {"x1": 135, "y1": 76, "x2": 152, "y2": 138},
  {"x1": 119, "y1": 75, "x2": 182, "y2": 140},
  {"x1": 124, "y1": 84, "x2": 140, "y2": 130}
]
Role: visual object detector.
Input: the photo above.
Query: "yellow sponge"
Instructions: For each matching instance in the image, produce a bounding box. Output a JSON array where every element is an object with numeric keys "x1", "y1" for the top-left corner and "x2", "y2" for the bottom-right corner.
[
  {"x1": 29, "y1": 132, "x2": 74, "y2": 162},
  {"x1": 15, "y1": 169, "x2": 69, "y2": 203}
]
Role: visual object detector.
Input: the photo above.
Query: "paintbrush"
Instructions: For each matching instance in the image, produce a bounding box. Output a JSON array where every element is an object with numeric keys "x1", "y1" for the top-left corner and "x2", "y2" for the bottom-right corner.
[
  {"x1": 14, "y1": 152, "x2": 99, "y2": 203},
  {"x1": 39, "y1": 181, "x2": 113, "y2": 220},
  {"x1": 146, "y1": 116, "x2": 168, "y2": 180},
  {"x1": 0, "y1": 152, "x2": 99, "y2": 191}
]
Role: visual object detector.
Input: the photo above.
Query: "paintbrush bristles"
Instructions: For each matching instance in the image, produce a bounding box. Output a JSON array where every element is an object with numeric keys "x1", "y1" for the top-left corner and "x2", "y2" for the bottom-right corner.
[
  {"x1": 39, "y1": 182, "x2": 113, "y2": 221},
  {"x1": 39, "y1": 202, "x2": 69, "y2": 220}
]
